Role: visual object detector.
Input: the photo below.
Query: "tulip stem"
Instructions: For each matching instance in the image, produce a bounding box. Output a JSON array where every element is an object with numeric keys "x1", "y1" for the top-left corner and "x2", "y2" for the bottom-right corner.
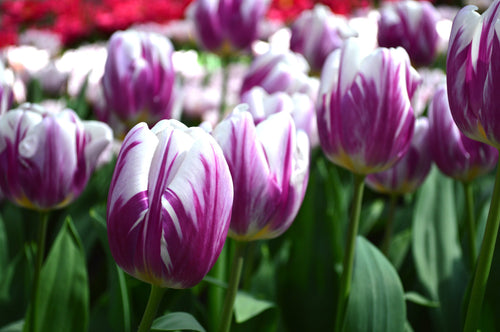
[
  {"x1": 219, "y1": 56, "x2": 230, "y2": 117},
  {"x1": 26, "y1": 211, "x2": 49, "y2": 332},
  {"x1": 137, "y1": 284, "x2": 165, "y2": 332},
  {"x1": 219, "y1": 241, "x2": 246, "y2": 332},
  {"x1": 463, "y1": 162, "x2": 500, "y2": 332},
  {"x1": 381, "y1": 194, "x2": 398, "y2": 256},
  {"x1": 463, "y1": 181, "x2": 477, "y2": 270},
  {"x1": 335, "y1": 173, "x2": 365, "y2": 331}
]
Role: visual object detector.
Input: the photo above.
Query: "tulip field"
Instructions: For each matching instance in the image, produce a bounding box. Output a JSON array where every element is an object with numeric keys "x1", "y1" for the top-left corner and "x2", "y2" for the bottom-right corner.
[{"x1": 2, "y1": 0, "x2": 500, "y2": 331}]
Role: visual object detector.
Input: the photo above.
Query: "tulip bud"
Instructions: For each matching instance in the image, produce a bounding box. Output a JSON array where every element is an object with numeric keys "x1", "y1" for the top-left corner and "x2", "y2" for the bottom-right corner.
[
  {"x1": 446, "y1": 0, "x2": 500, "y2": 148},
  {"x1": 101, "y1": 30, "x2": 179, "y2": 130},
  {"x1": 317, "y1": 38, "x2": 420, "y2": 174},
  {"x1": 429, "y1": 86, "x2": 498, "y2": 182},
  {"x1": 107, "y1": 120, "x2": 233, "y2": 288},
  {"x1": 0, "y1": 103, "x2": 113, "y2": 210},
  {"x1": 189, "y1": 0, "x2": 270, "y2": 54},
  {"x1": 378, "y1": 0, "x2": 440, "y2": 66},
  {"x1": 290, "y1": 5, "x2": 356, "y2": 74},
  {"x1": 366, "y1": 117, "x2": 432, "y2": 194},
  {"x1": 240, "y1": 48, "x2": 318, "y2": 99},
  {"x1": 212, "y1": 106, "x2": 309, "y2": 241}
]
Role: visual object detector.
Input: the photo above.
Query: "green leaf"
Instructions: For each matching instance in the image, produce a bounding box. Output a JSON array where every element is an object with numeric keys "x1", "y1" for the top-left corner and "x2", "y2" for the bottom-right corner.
[
  {"x1": 343, "y1": 236, "x2": 406, "y2": 332},
  {"x1": 411, "y1": 167, "x2": 467, "y2": 330},
  {"x1": 151, "y1": 312, "x2": 205, "y2": 332},
  {"x1": 31, "y1": 217, "x2": 89, "y2": 332},
  {"x1": 388, "y1": 228, "x2": 412, "y2": 271},
  {"x1": 233, "y1": 291, "x2": 275, "y2": 324},
  {"x1": 404, "y1": 292, "x2": 439, "y2": 308},
  {"x1": 0, "y1": 320, "x2": 23, "y2": 332}
]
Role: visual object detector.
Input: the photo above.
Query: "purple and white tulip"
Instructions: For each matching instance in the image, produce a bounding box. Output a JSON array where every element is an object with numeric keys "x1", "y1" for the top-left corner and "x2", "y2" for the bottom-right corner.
[
  {"x1": 429, "y1": 86, "x2": 498, "y2": 182},
  {"x1": 101, "y1": 30, "x2": 179, "y2": 130},
  {"x1": 240, "y1": 48, "x2": 318, "y2": 99},
  {"x1": 290, "y1": 5, "x2": 357, "y2": 74},
  {"x1": 189, "y1": 0, "x2": 270, "y2": 54},
  {"x1": 378, "y1": 0, "x2": 440, "y2": 66},
  {"x1": 241, "y1": 86, "x2": 319, "y2": 147},
  {"x1": 446, "y1": 0, "x2": 500, "y2": 148},
  {"x1": 366, "y1": 117, "x2": 432, "y2": 194},
  {"x1": 317, "y1": 38, "x2": 420, "y2": 174},
  {"x1": 107, "y1": 120, "x2": 233, "y2": 288},
  {"x1": 212, "y1": 106, "x2": 309, "y2": 241},
  {"x1": 0, "y1": 103, "x2": 113, "y2": 211}
]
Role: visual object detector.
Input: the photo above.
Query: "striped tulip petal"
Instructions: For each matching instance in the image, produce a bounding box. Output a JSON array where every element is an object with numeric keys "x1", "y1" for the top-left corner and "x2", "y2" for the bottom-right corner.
[
  {"x1": 107, "y1": 120, "x2": 233, "y2": 288},
  {"x1": 212, "y1": 106, "x2": 309, "y2": 240}
]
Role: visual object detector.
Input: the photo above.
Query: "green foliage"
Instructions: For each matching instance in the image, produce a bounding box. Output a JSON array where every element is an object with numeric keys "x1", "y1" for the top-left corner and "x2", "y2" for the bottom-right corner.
[{"x1": 343, "y1": 236, "x2": 406, "y2": 332}]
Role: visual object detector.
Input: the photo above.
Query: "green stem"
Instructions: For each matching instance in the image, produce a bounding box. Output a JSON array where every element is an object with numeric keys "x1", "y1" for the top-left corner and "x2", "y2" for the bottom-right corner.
[
  {"x1": 137, "y1": 284, "x2": 165, "y2": 332},
  {"x1": 219, "y1": 56, "x2": 230, "y2": 117},
  {"x1": 335, "y1": 173, "x2": 365, "y2": 331},
  {"x1": 208, "y1": 246, "x2": 227, "y2": 332},
  {"x1": 219, "y1": 241, "x2": 246, "y2": 332},
  {"x1": 381, "y1": 194, "x2": 398, "y2": 256},
  {"x1": 26, "y1": 212, "x2": 49, "y2": 332},
  {"x1": 463, "y1": 181, "x2": 477, "y2": 271},
  {"x1": 463, "y1": 162, "x2": 500, "y2": 332}
]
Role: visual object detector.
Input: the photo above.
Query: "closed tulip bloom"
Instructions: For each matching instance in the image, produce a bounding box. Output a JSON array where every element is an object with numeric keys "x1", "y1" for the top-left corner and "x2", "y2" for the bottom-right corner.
[
  {"x1": 189, "y1": 0, "x2": 270, "y2": 54},
  {"x1": 212, "y1": 106, "x2": 309, "y2": 241},
  {"x1": 429, "y1": 86, "x2": 498, "y2": 182},
  {"x1": 317, "y1": 38, "x2": 420, "y2": 174},
  {"x1": 0, "y1": 103, "x2": 113, "y2": 210},
  {"x1": 366, "y1": 117, "x2": 432, "y2": 194},
  {"x1": 447, "y1": 0, "x2": 500, "y2": 148},
  {"x1": 290, "y1": 4, "x2": 357, "y2": 74},
  {"x1": 240, "y1": 48, "x2": 317, "y2": 98},
  {"x1": 107, "y1": 120, "x2": 233, "y2": 288},
  {"x1": 101, "y1": 30, "x2": 179, "y2": 129},
  {"x1": 378, "y1": 0, "x2": 440, "y2": 66}
]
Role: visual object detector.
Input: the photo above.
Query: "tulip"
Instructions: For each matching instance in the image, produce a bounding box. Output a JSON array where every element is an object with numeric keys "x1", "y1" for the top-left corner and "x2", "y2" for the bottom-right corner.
[
  {"x1": 212, "y1": 105, "x2": 309, "y2": 241},
  {"x1": 290, "y1": 4, "x2": 356, "y2": 74},
  {"x1": 0, "y1": 103, "x2": 113, "y2": 211},
  {"x1": 240, "y1": 48, "x2": 318, "y2": 99},
  {"x1": 378, "y1": 0, "x2": 440, "y2": 66},
  {"x1": 446, "y1": 1, "x2": 500, "y2": 148},
  {"x1": 101, "y1": 30, "x2": 179, "y2": 130},
  {"x1": 241, "y1": 86, "x2": 319, "y2": 147},
  {"x1": 189, "y1": 0, "x2": 270, "y2": 55},
  {"x1": 429, "y1": 86, "x2": 498, "y2": 182},
  {"x1": 107, "y1": 119, "x2": 233, "y2": 288},
  {"x1": 317, "y1": 38, "x2": 420, "y2": 175},
  {"x1": 366, "y1": 117, "x2": 432, "y2": 194}
]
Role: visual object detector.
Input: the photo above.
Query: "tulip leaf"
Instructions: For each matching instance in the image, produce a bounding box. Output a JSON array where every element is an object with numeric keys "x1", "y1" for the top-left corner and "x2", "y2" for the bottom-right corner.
[
  {"x1": 412, "y1": 167, "x2": 467, "y2": 330},
  {"x1": 342, "y1": 236, "x2": 406, "y2": 332},
  {"x1": 151, "y1": 312, "x2": 205, "y2": 332},
  {"x1": 31, "y1": 216, "x2": 89, "y2": 332},
  {"x1": 404, "y1": 292, "x2": 439, "y2": 308},
  {"x1": 0, "y1": 320, "x2": 23, "y2": 332},
  {"x1": 233, "y1": 291, "x2": 275, "y2": 324}
]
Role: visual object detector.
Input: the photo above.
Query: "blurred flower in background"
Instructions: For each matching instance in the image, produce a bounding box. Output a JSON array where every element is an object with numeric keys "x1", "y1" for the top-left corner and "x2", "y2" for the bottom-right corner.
[
  {"x1": 100, "y1": 30, "x2": 181, "y2": 134},
  {"x1": 188, "y1": 0, "x2": 270, "y2": 55},
  {"x1": 241, "y1": 86, "x2": 319, "y2": 147},
  {"x1": 366, "y1": 117, "x2": 432, "y2": 194},
  {"x1": 429, "y1": 86, "x2": 498, "y2": 182},
  {"x1": 107, "y1": 119, "x2": 233, "y2": 288},
  {"x1": 290, "y1": 4, "x2": 357, "y2": 74},
  {"x1": 0, "y1": 103, "x2": 113, "y2": 211},
  {"x1": 377, "y1": 0, "x2": 440, "y2": 66}
]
